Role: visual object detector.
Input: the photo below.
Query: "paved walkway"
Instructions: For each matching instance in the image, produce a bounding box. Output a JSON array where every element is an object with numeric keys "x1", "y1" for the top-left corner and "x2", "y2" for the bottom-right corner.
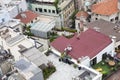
[{"x1": 106, "y1": 69, "x2": 120, "y2": 80}]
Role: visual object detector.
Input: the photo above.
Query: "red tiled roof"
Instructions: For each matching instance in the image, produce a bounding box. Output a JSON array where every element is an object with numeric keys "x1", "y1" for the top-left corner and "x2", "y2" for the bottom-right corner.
[
  {"x1": 15, "y1": 10, "x2": 38, "y2": 24},
  {"x1": 92, "y1": 0, "x2": 119, "y2": 16},
  {"x1": 75, "y1": 11, "x2": 88, "y2": 18},
  {"x1": 51, "y1": 28, "x2": 112, "y2": 60}
]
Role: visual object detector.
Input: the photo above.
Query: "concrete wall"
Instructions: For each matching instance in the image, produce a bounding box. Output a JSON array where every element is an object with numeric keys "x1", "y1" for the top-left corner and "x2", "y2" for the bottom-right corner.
[
  {"x1": 31, "y1": 29, "x2": 48, "y2": 38},
  {"x1": 91, "y1": 39, "x2": 115, "y2": 63},
  {"x1": 75, "y1": 19, "x2": 80, "y2": 32},
  {"x1": 92, "y1": 13, "x2": 119, "y2": 23},
  {"x1": 31, "y1": 3, "x2": 57, "y2": 16}
]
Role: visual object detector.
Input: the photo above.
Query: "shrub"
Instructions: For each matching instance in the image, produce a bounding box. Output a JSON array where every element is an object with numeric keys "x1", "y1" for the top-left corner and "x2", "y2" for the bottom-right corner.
[
  {"x1": 43, "y1": 66, "x2": 56, "y2": 80},
  {"x1": 73, "y1": 64, "x2": 78, "y2": 68},
  {"x1": 63, "y1": 27, "x2": 77, "y2": 33}
]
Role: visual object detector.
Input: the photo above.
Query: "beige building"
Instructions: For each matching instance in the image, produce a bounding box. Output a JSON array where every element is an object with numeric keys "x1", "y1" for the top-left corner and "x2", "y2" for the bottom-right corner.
[
  {"x1": 58, "y1": 0, "x2": 75, "y2": 27},
  {"x1": 27, "y1": 0, "x2": 75, "y2": 28}
]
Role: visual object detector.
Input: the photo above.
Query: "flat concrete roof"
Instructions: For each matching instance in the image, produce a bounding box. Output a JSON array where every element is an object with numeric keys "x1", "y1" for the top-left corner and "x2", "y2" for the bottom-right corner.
[
  {"x1": 21, "y1": 47, "x2": 48, "y2": 66},
  {"x1": 86, "y1": 19, "x2": 120, "y2": 42}
]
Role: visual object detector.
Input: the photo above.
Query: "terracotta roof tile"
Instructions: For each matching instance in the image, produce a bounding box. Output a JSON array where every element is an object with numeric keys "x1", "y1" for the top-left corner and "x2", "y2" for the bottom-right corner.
[
  {"x1": 92, "y1": 0, "x2": 119, "y2": 15},
  {"x1": 75, "y1": 11, "x2": 88, "y2": 18},
  {"x1": 15, "y1": 10, "x2": 38, "y2": 24}
]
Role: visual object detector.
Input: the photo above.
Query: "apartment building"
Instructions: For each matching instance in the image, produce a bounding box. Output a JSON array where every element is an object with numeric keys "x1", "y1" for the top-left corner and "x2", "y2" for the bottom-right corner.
[
  {"x1": 27, "y1": 0, "x2": 75, "y2": 28},
  {"x1": 58, "y1": 0, "x2": 75, "y2": 27}
]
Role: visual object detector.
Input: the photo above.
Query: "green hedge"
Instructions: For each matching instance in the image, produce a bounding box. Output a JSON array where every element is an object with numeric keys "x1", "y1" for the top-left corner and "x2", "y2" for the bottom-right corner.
[{"x1": 63, "y1": 27, "x2": 77, "y2": 33}]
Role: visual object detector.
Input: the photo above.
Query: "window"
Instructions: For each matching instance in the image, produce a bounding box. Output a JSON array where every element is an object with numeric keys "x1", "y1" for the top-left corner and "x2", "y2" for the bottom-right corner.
[
  {"x1": 39, "y1": 8, "x2": 42, "y2": 12},
  {"x1": 110, "y1": 19, "x2": 113, "y2": 22},
  {"x1": 31, "y1": 21, "x2": 33, "y2": 23},
  {"x1": 115, "y1": 17, "x2": 118, "y2": 20},
  {"x1": 35, "y1": 8, "x2": 38, "y2": 11},
  {"x1": 52, "y1": 10, "x2": 55, "y2": 13},
  {"x1": 48, "y1": 9, "x2": 51, "y2": 13},
  {"x1": 44, "y1": 9, "x2": 47, "y2": 12}
]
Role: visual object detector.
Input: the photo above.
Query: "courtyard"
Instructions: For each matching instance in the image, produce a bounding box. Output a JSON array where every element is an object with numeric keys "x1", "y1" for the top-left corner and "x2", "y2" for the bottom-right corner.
[{"x1": 92, "y1": 57, "x2": 120, "y2": 79}]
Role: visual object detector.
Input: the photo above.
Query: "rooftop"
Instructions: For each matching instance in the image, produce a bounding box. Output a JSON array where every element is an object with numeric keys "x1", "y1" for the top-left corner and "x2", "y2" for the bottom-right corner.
[
  {"x1": 0, "y1": 28, "x2": 34, "y2": 61},
  {"x1": 15, "y1": 10, "x2": 38, "y2": 24},
  {"x1": 15, "y1": 58, "x2": 42, "y2": 80},
  {"x1": 86, "y1": 19, "x2": 120, "y2": 42},
  {"x1": 47, "y1": 53, "x2": 99, "y2": 80},
  {"x1": 6, "y1": 35, "x2": 25, "y2": 47},
  {"x1": 31, "y1": 15, "x2": 55, "y2": 32},
  {"x1": 51, "y1": 28, "x2": 112, "y2": 59},
  {"x1": 1, "y1": 0, "x2": 24, "y2": 11},
  {"x1": 75, "y1": 11, "x2": 88, "y2": 19},
  {"x1": 7, "y1": 19, "x2": 21, "y2": 28},
  {"x1": 92, "y1": 0, "x2": 119, "y2": 15},
  {"x1": 21, "y1": 47, "x2": 48, "y2": 66}
]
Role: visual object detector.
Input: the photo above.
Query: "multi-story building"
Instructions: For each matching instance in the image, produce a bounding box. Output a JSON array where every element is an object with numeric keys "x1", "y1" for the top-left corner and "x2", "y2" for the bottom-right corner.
[
  {"x1": 58, "y1": 0, "x2": 75, "y2": 27},
  {"x1": 27, "y1": 0, "x2": 75, "y2": 28}
]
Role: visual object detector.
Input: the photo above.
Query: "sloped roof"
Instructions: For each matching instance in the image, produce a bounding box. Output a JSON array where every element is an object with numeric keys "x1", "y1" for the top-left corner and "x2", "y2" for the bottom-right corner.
[
  {"x1": 76, "y1": 11, "x2": 88, "y2": 18},
  {"x1": 51, "y1": 28, "x2": 112, "y2": 59},
  {"x1": 92, "y1": 0, "x2": 119, "y2": 15},
  {"x1": 15, "y1": 10, "x2": 38, "y2": 24}
]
